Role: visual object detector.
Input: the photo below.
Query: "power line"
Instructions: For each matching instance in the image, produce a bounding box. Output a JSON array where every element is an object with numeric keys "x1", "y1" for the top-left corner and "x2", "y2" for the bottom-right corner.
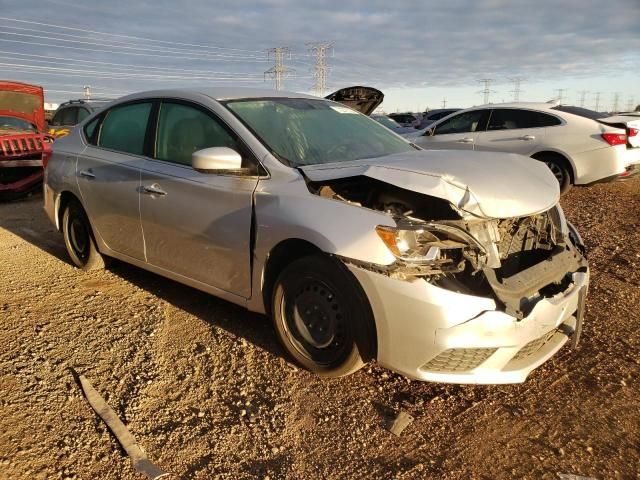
[
  {"x1": 0, "y1": 38, "x2": 270, "y2": 63},
  {"x1": 0, "y1": 16, "x2": 263, "y2": 54},
  {"x1": 0, "y1": 52, "x2": 266, "y2": 77},
  {"x1": 477, "y1": 78, "x2": 494, "y2": 104},
  {"x1": 264, "y1": 47, "x2": 293, "y2": 91},
  {"x1": 307, "y1": 42, "x2": 333, "y2": 96},
  {"x1": 509, "y1": 76, "x2": 525, "y2": 102},
  {"x1": 626, "y1": 96, "x2": 635, "y2": 112},
  {"x1": 0, "y1": 30, "x2": 267, "y2": 61}
]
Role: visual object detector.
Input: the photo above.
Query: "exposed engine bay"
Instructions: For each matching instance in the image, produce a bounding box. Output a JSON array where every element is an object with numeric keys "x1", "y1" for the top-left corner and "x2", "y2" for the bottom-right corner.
[{"x1": 307, "y1": 175, "x2": 587, "y2": 319}]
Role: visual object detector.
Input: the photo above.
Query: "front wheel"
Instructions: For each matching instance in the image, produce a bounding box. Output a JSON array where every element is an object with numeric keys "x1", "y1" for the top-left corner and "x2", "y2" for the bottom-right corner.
[
  {"x1": 62, "y1": 200, "x2": 106, "y2": 270},
  {"x1": 271, "y1": 254, "x2": 374, "y2": 377}
]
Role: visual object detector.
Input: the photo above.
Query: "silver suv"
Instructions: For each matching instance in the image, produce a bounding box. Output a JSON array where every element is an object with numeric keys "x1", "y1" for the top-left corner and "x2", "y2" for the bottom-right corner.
[{"x1": 44, "y1": 88, "x2": 589, "y2": 384}]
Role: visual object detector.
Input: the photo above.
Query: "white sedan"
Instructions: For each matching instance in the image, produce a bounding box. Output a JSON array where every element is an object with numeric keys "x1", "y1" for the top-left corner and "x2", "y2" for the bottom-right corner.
[{"x1": 413, "y1": 102, "x2": 629, "y2": 193}]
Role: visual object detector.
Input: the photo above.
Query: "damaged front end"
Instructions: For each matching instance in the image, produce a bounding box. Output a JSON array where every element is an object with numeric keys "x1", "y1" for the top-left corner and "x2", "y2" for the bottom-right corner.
[{"x1": 307, "y1": 173, "x2": 587, "y2": 328}]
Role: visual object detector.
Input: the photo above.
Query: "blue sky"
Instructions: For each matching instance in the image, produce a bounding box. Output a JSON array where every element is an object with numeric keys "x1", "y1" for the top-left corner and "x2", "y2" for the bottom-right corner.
[{"x1": 1, "y1": 0, "x2": 638, "y2": 111}]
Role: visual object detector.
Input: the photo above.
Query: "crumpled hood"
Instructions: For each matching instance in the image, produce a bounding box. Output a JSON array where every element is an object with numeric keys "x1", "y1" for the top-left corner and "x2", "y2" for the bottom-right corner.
[{"x1": 299, "y1": 149, "x2": 560, "y2": 219}]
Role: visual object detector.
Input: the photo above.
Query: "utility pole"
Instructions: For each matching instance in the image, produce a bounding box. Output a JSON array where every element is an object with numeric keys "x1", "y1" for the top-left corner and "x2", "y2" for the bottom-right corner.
[
  {"x1": 307, "y1": 42, "x2": 334, "y2": 96},
  {"x1": 83, "y1": 85, "x2": 91, "y2": 100},
  {"x1": 578, "y1": 90, "x2": 588, "y2": 108},
  {"x1": 594, "y1": 91, "x2": 602, "y2": 112},
  {"x1": 509, "y1": 77, "x2": 524, "y2": 102},
  {"x1": 441, "y1": 98, "x2": 447, "y2": 108},
  {"x1": 477, "y1": 78, "x2": 494, "y2": 104},
  {"x1": 612, "y1": 92, "x2": 620, "y2": 113},
  {"x1": 554, "y1": 88, "x2": 567, "y2": 104},
  {"x1": 264, "y1": 47, "x2": 292, "y2": 91}
]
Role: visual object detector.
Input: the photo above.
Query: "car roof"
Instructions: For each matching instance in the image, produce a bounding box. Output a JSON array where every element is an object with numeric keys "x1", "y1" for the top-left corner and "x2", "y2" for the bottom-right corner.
[
  {"x1": 464, "y1": 101, "x2": 559, "y2": 111},
  {"x1": 117, "y1": 87, "x2": 320, "y2": 103}
]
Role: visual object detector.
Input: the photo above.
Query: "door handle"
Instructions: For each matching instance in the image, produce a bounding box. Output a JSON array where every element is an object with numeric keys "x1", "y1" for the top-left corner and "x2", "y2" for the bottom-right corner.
[
  {"x1": 79, "y1": 169, "x2": 95, "y2": 179},
  {"x1": 457, "y1": 137, "x2": 474, "y2": 144},
  {"x1": 520, "y1": 135, "x2": 535, "y2": 141},
  {"x1": 142, "y1": 184, "x2": 167, "y2": 196}
]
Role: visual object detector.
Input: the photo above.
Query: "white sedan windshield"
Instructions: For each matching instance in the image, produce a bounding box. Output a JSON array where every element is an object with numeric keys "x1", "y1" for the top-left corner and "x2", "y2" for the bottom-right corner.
[{"x1": 226, "y1": 98, "x2": 414, "y2": 166}]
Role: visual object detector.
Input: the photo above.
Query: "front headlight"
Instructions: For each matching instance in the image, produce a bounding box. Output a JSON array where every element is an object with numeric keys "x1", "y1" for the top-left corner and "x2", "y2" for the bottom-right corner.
[{"x1": 376, "y1": 222, "x2": 487, "y2": 273}]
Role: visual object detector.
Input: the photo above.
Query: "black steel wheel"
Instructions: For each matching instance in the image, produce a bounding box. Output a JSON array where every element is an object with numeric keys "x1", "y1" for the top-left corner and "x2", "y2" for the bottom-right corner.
[
  {"x1": 62, "y1": 199, "x2": 105, "y2": 270},
  {"x1": 272, "y1": 254, "x2": 375, "y2": 377}
]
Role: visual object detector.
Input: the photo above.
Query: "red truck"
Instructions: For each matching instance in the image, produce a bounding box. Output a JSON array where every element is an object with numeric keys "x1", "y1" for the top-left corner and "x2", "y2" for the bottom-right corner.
[{"x1": 0, "y1": 81, "x2": 52, "y2": 201}]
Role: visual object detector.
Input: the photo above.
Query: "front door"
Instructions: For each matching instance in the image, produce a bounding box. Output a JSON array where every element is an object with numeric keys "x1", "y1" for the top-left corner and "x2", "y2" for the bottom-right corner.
[{"x1": 139, "y1": 100, "x2": 259, "y2": 297}]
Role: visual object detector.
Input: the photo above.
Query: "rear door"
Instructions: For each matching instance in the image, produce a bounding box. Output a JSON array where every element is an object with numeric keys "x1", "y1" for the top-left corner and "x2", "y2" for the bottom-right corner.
[
  {"x1": 76, "y1": 101, "x2": 151, "y2": 260},
  {"x1": 138, "y1": 100, "x2": 259, "y2": 297},
  {"x1": 416, "y1": 109, "x2": 490, "y2": 150},
  {"x1": 474, "y1": 108, "x2": 560, "y2": 155}
]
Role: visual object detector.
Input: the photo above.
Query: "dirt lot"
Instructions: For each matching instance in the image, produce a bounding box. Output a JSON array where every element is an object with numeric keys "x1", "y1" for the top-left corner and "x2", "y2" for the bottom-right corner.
[{"x1": 0, "y1": 177, "x2": 638, "y2": 480}]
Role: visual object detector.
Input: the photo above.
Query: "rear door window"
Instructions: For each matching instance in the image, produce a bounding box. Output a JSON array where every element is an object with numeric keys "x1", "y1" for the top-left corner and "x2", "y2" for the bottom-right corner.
[
  {"x1": 435, "y1": 110, "x2": 489, "y2": 135},
  {"x1": 98, "y1": 102, "x2": 152, "y2": 155},
  {"x1": 488, "y1": 109, "x2": 561, "y2": 130}
]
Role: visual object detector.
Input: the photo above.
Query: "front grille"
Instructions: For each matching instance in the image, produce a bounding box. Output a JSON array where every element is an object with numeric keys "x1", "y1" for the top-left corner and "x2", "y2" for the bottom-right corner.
[
  {"x1": 420, "y1": 348, "x2": 497, "y2": 373},
  {"x1": 0, "y1": 135, "x2": 44, "y2": 157},
  {"x1": 512, "y1": 328, "x2": 558, "y2": 361}
]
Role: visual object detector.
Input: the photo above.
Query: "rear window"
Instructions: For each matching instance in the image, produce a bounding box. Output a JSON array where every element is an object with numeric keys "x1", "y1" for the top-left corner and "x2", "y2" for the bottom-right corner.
[
  {"x1": 552, "y1": 105, "x2": 608, "y2": 120},
  {"x1": 488, "y1": 109, "x2": 561, "y2": 130},
  {"x1": 98, "y1": 102, "x2": 152, "y2": 155}
]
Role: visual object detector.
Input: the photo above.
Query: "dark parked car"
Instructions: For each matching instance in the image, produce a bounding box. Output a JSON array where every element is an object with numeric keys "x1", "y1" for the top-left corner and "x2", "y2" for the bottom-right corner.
[{"x1": 48, "y1": 98, "x2": 111, "y2": 139}]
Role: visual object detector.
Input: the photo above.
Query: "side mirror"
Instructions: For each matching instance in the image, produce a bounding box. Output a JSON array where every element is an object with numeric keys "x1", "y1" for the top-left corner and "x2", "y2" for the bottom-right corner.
[
  {"x1": 192, "y1": 147, "x2": 245, "y2": 174},
  {"x1": 425, "y1": 127, "x2": 435, "y2": 137}
]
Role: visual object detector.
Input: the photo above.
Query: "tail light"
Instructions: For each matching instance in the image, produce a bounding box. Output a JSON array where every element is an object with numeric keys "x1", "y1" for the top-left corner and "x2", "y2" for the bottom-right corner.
[
  {"x1": 42, "y1": 141, "x2": 53, "y2": 168},
  {"x1": 601, "y1": 132, "x2": 627, "y2": 146},
  {"x1": 628, "y1": 128, "x2": 638, "y2": 137}
]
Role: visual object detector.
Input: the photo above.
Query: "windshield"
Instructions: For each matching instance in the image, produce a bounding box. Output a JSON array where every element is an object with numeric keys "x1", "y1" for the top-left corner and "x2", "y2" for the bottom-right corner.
[
  {"x1": 225, "y1": 98, "x2": 414, "y2": 166},
  {"x1": 0, "y1": 116, "x2": 36, "y2": 131}
]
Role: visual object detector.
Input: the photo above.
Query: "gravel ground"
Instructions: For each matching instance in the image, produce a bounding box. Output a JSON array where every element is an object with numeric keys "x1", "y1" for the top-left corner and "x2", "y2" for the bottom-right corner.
[{"x1": 0, "y1": 177, "x2": 638, "y2": 480}]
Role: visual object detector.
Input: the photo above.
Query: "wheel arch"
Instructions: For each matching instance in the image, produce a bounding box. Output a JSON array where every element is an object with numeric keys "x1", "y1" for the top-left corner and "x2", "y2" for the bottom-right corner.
[
  {"x1": 531, "y1": 150, "x2": 575, "y2": 184},
  {"x1": 261, "y1": 238, "x2": 378, "y2": 361}
]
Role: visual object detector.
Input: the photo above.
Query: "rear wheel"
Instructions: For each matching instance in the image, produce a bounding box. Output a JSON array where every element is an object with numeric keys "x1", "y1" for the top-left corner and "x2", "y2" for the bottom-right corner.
[
  {"x1": 62, "y1": 200, "x2": 105, "y2": 270},
  {"x1": 271, "y1": 254, "x2": 374, "y2": 377},
  {"x1": 535, "y1": 154, "x2": 572, "y2": 194}
]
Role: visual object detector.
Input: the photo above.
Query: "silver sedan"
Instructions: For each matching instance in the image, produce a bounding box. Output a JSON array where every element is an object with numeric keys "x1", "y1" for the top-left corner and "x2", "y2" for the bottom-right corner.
[{"x1": 44, "y1": 88, "x2": 589, "y2": 384}]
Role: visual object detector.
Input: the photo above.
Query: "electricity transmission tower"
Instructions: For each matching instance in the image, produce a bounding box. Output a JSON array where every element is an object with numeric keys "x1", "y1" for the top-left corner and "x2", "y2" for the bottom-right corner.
[
  {"x1": 307, "y1": 42, "x2": 334, "y2": 96},
  {"x1": 83, "y1": 85, "x2": 91, "y2": 99},
  {"x1": 554, "y1": 88, "x2": 567, "y2": 104},
  {"x1": 509, "y1": 77, "x2": 525, "y2": 102},
  {"x1": 626, "y1": 97, "x2": 634, "y2": 112},
  {"x1": 612, "y1": 92, "x2": 620, "y2": 112},
  {"x1": 441, "y1": 98, "x2": 447, "y2": 108},
  {"x1": 578, "y1": 90, "x2": 589, "y2": 107},
  {"x1": 594, "y1": 92, "x2": 602, "y2": 111},
  {"x1": 477, "y1": 78, "x2": 494, "y2": 104},
  {"x1": 264, "y1": 47, "x2": 292, "y2": 91}
]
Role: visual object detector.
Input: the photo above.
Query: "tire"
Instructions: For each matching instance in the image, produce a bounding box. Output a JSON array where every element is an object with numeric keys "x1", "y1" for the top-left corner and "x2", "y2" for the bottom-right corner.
[
  {"x1": 537, "y1": 156, "x2": 572, "y2": 194},
  {"x1": 271, "y1": 254, "x2": 374, "y2": 377},
  {"x1": 62, "y1": 199, "x2": 106, "y2": 270}
]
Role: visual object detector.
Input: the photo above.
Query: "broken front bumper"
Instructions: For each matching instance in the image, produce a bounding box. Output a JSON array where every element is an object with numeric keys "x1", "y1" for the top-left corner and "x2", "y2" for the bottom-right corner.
[{"x1": 348, "y1": 264, "x2": 589, "y2": 384}]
